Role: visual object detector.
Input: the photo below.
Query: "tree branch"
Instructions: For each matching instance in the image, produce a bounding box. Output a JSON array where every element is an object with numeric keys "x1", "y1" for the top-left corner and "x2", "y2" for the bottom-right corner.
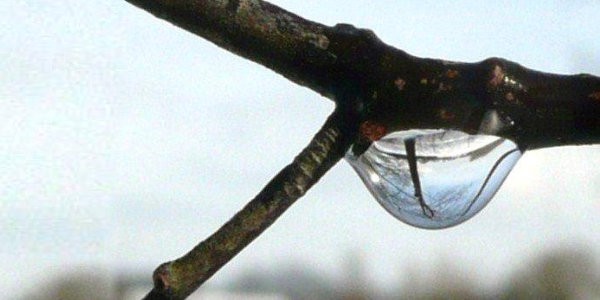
[
  {"x1": 123, "y1": 1, "x2": 600, "y2": 298},
  {"x1": 126, "y1": 0, "x2": 599, "y2": 150},
  {"x1": 124, "y1": 0, "x2": 340, "y2": 98},
  {"x1": 142, "y1": 110, "x2": 356, "y2": 299}
]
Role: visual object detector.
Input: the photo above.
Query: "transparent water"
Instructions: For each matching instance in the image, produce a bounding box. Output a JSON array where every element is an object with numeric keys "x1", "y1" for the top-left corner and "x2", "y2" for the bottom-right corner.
[{"x1": 345, "y1": 129, "x2": 521, "y2": 229}]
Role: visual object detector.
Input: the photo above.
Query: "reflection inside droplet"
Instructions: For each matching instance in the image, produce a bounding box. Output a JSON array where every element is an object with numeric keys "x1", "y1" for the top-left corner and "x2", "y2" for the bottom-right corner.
[{"x1": 345, "y1": 129, "x2": 521, "y2": 229}]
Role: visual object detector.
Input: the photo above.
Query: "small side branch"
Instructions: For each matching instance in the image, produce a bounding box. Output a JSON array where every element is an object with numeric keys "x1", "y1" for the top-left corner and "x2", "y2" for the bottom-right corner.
[{"x1": 143, "y1": 110, "x2": 355, "y2": 299}]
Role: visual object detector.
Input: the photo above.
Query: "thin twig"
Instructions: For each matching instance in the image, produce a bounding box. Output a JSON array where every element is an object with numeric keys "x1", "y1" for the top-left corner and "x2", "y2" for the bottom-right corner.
[{"x1": 142, "y1": 110, "x2": 355, "y2": 299}]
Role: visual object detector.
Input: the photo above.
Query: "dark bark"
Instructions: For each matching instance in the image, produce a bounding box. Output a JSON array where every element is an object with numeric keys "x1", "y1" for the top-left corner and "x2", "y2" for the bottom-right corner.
[{"x1": 125, "y1": 0, "x2": 600, "y2": 150}]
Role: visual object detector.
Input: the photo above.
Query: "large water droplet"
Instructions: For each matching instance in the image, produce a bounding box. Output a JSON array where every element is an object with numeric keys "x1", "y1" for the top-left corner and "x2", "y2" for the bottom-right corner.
[{"x1": 345, "y1": 129, "x2": 521, "y2": 229}]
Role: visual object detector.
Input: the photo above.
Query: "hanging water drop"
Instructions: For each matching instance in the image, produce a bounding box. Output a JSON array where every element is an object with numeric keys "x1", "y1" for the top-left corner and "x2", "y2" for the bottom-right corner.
[{"x1": 345, "y1": 129, "x2": 521, "y2": 229}]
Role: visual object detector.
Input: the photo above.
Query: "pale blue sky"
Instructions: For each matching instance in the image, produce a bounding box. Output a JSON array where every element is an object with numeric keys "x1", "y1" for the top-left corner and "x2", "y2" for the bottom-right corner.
[{"x1": 1, "y1": 0, "x2": 599, "y2": 296}]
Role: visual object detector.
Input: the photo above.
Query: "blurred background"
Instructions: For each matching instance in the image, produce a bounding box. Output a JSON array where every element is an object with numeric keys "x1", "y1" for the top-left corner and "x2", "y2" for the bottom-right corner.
[{"x1": 2, "y1": 1, "x2": 599, "y2": 299}]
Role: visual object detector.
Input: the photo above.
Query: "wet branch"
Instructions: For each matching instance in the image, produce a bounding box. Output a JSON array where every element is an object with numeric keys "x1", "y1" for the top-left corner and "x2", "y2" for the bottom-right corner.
[{"x1": 123, "y1": 0, "x2": 600, "y2": 298}]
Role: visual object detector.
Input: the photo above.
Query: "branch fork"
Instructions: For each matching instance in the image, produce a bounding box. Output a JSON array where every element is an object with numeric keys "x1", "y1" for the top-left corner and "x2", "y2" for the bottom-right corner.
[{"x1": 122, "y1": 1, "x2": 600, "y2": 298}]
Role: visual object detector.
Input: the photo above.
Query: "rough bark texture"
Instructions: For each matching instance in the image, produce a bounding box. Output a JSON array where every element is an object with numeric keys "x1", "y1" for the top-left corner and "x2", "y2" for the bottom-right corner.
[{"x1": 123, "y1": 0, "x2": 600, "y2": 298}]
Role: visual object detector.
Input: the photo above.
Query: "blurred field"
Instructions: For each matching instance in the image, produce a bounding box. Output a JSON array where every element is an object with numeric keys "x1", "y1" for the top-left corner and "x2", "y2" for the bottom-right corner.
[{"x1": 20, "y1": 245, "x2": 599, "y2": 300}]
